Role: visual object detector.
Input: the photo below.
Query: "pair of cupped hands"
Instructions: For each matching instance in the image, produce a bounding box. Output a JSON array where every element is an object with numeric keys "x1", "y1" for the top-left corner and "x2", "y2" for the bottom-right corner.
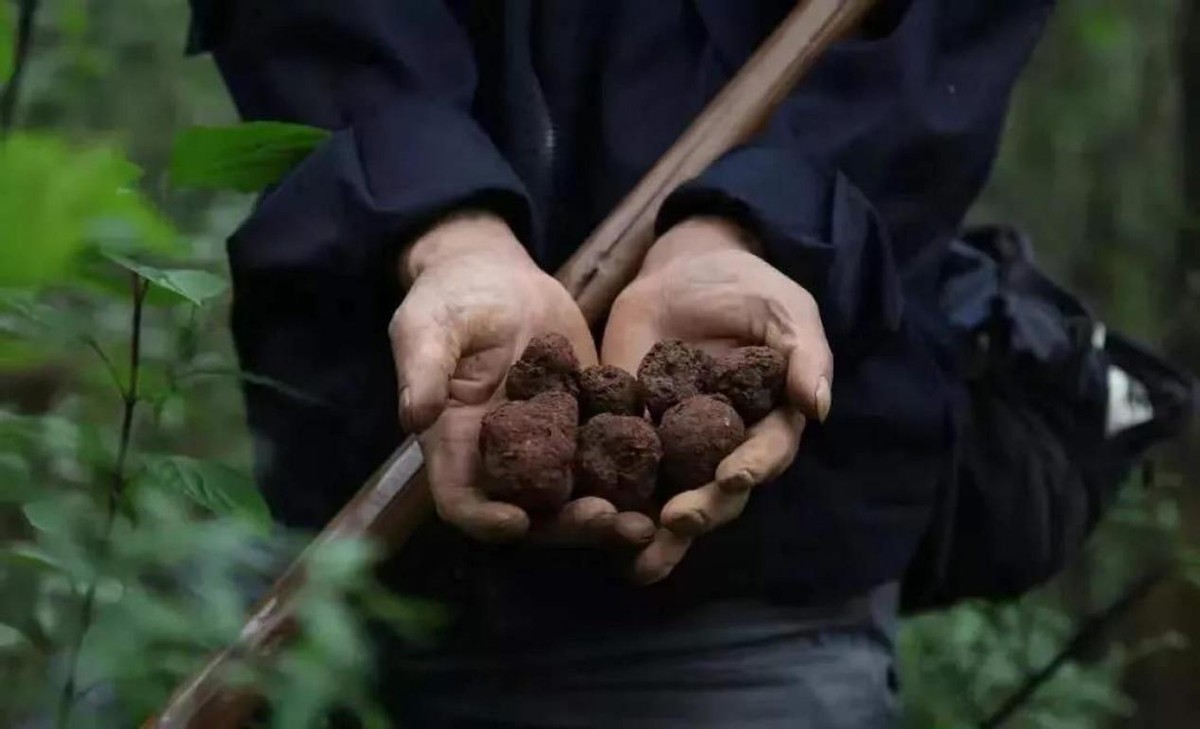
[{"x1": 393, "y1": 211, "x2": 833, "y2": 585}]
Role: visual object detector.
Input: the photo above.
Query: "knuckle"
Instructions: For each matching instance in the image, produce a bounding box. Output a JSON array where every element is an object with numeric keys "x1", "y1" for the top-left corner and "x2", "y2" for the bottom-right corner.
[
  {"x1": 387, "y1": 308, "x2": 407, "y2": 342},
  {"x1": 431, "y1": 497, "x2": 459, "y2": 525},
  {"x1": 818, "y1": 345, "x2": 835, "y2": 374}
]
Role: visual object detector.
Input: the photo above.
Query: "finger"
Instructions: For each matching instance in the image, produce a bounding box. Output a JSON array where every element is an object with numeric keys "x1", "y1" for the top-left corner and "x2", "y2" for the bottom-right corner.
[
  {"x1": 631, "y1": 528, "x2": 693, "y2": 585},
  {"x1": 612, "y1": 511, "x2": 658, "y2": 546},
  {"x1": 390, "y1": 297, "x2": 462, "y2": 432},
  {"x1": 660, "y1": 482, "x2": 750, "y2": 538},
  {"x1": 531, "y1": 497, "x2": 616, "y2": 546},
  {"x1": 659, "y1": 408, "x2": 804, "y2": 537},
  {"x1": 714, "y1": 407, "x2": 806, "y2": 491},
  {"x1": 533, "y1": 500, "x2": 657, "y2": 547},
  {"x1": 599, "y1": 287, "x2": 663, "y2": 373},
  {"x1": 771, "y1": 300, "x2": 834, "y2": 423},
  {"x1": 448, "y1": 347, "x2": 511, "y2": 406},
  {"x1": 425, "y1": 408, "x2": 530, "y2": 542}
]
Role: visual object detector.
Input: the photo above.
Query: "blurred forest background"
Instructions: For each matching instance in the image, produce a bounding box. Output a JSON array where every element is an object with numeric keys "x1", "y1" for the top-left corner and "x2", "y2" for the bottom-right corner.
[{"x1": 1, "y1": 0, "x2": 1198, "y2": 727}]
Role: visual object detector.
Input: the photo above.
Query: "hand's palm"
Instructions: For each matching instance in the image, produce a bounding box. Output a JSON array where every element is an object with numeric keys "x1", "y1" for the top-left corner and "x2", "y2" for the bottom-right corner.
[
  {"x1": 601, "y1": 244, "x2": 832, "y2": 584},
  {"x1": 395, "y1": 259, "x2": 655, "y2": 546}
]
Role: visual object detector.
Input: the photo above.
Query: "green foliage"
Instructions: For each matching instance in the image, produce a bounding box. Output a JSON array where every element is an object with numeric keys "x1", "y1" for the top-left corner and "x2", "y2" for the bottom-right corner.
[
  {"x1": 103, "y1": 252, "x2": 227, "y2": 306},
  {"x1": 0, "y1": 0, "x2": 12, "y2": 85},
  {"x1": 900, "y1": 478, "x2": 1193, "y2": 727},
  {"x1": 170, "y1": 122, "x2": 331, "y2": 193},
  {"x1": 2, "y1": 240, "x2": 435, "y2": 728},
  {"x1": 0, "y1": 134, "x2": 176, "y2": 287},
  {"x1": 970, "y1": 0, "x2": 1182, "y2": 337},
  {"x1": 901, "y1": 601, "x2": 1126, "y2": 729},
  {"x1": 133, "y1": 455, "x2": 269, "y2": 527},
  {"x1": 0, "y1": 170, "x2": 433, "y2": 728},
  {"x1": 0, "y1": 12, "x2": 427, "y2": 726}
]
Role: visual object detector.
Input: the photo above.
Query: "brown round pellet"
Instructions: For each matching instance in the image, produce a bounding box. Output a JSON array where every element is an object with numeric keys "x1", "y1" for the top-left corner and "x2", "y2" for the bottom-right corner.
[
  {"x1": 706, "y1": 346, "x2": 787, "y2": 424},
  {"x1": 505, "y1": 332, "x2": 580, "y2": 401},
  {"x1": 657, "y1": 394, "x2": 745, "y2": 496},
  {"x1": 637, "y1": 340, "x2": 715, "y2": 420},
  {"x1": 577, "y1": 365, "x2": 644, "y2": 419},
  {"x1": 479, "y1": 391, "x2": 579, "y2": 513},
  {"x1": 575, "y1": 414, "x2": 662, "y2": 513}
]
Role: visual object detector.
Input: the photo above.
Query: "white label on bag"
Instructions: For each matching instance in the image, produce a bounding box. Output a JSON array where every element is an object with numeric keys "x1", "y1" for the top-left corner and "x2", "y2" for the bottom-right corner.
[{"x1": 1107, "y1": 365, "x2": 1155, "y2": 437}]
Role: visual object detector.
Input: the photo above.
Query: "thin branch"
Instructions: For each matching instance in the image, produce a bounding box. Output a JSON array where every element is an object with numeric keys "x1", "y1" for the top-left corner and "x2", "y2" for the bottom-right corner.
[
  {"x1": 125, "y1": 277, "x2": 148, "y2": 407},
  {"x1": 82, "y1": 336, "x2": 125, "y2": 396},
  {"x1": 174, "y1": 365, "x2": 329, "y2": 407},
  {"x1": 0, "y1": 0, "x2": 39, "y2": 133},
  {"x1": 980, "y1": 562, "x2": 1175, "y2": 729},
  {"x1": 55, "y1": 275, "x2": 149, "y2": 729}
]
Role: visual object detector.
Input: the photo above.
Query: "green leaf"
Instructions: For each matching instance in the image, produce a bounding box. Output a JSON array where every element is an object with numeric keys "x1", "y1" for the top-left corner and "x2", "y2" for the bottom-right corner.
[
  {"x1": 0, "y1": 623, "x2": 32, "y2": 653},
  {"x1": 21, "y1": 499, "x2": 70, "y2": 535},
  {"x1": 359, "y1": 590, "x2": 447, "y2": 644},
  {"x1": 0, "y1": 290, "x2": 87, "y2": 340},
  {"x1": 0, "y1": 542, "x2": 68, "y2": 575},
  {"x1": 0, "y1": 335, "x2": 53, "y2": 368},
  {"x1": 103, "y1": 252, "x2": 228, "y2": 306},
  {"x1": 0, "y1": 1, "x2": 13, "y2": 86},
  {"x1": 0, "y1": 134, "x2": 177, "y2": 288},
  {"x1": 1155, "y1": 499, "x2": 1180, "y2": 531},
  {"x1": 0, "y1": 452, "x2": 36, "y2": 503},
  {"x1": 304, "y1": 539, "x2": 376, "y2": 587},
  {"x1": 136, "y1": 455, "x2": 270, "y2": 526},
  {"x1": 170, "y1": 122, "x2": 331, "y2": 193},
  {"x1": 298, "y1": 599, "x2": 364, "y2": 667}
]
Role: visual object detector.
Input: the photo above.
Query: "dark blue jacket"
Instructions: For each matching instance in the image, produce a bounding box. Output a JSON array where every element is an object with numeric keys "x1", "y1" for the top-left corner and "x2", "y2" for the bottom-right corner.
[{"x1": 189, "y1": 0, "x2": 1054, "y2": 639}]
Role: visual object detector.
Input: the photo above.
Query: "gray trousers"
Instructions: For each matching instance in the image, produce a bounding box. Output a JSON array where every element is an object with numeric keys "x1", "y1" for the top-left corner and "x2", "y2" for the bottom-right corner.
[{"x1": 385, "y1": 583, "x2": 900, "y2": 728}]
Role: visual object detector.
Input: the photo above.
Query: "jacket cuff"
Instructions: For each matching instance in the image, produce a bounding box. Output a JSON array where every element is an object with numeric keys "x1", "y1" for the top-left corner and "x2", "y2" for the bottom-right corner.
[
  {"x1": 656, "y1": 146, "x2": 904, "y2": 355},
  {"x1": 228, "y1": 97, "x2": 532, "y2": 278}
]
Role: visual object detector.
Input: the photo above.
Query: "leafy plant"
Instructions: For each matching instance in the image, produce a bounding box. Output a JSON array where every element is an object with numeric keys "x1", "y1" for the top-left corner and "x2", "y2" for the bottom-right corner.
[
  {"x1": 899, "y1": 477, "x2": 1196, "y2": 728},
  {"x1": 0, "y1": 101, "x2": 427, "y2": 729},
  {"x1": 170, "y1": 122, "x2": 330, "y2": 193},
  {"x1": 0, "y1": 1, "x2": 13, "y2": 85}
]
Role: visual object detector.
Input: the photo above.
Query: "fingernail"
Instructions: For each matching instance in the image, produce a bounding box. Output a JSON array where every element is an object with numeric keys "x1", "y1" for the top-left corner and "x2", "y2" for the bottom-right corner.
[
  {"x1": 489, "y1": 512, "x2": 528, "y2": 541},
  {"x1": 720, "y1": 470, "x2": 754, "y2": 493},
  {"x1": 814, "y1": 377, "x2": 832, "y2": 424},
  {"x1": 631, "y1": 564, "x2": 671, "y2": 586},
  {"x1": 631, "y1": 523, "x2": 657, "y2": 544},
  {"x1": 671, "y1": 510, "x2": 708, "y2": 537}
]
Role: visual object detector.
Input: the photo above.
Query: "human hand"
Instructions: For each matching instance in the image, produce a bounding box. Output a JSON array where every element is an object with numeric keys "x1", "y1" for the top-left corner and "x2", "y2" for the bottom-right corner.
[
  {"x1": 601, "y1": 216, "x2": 834, "y2": 583},
  {"x1": 392, "y1": 212, "x2": 656, "y2": 547}
]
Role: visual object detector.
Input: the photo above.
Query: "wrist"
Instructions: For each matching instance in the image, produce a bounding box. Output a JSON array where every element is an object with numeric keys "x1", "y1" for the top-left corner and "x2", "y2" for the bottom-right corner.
[
  {"x1": 641, "y1": 216, "x2": 761, "y2": 275},
  {"x1": 401, "y1": 211, "x2": 531, "y2": 286}
]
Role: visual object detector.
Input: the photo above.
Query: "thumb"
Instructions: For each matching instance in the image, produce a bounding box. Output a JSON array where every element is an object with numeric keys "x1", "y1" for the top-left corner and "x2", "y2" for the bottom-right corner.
[
  {"x1": 389, "y1": 296, "x2": 462, "y2": 433},
  {"x1": 768, "y1": 293, "x2": 833, "y2": 423},
  {"x1": 783, "y1": 336, "x2": 833, "y2": 424}
]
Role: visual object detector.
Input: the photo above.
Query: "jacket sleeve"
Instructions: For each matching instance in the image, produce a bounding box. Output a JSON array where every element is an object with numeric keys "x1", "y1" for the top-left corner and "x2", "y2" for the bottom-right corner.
[
  {"x1": 188, "y1": 0, "x2": 531, "y2": 278},
  {"x1": 657, "y1": 0, "x2": 1055, "y2": 356}
]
